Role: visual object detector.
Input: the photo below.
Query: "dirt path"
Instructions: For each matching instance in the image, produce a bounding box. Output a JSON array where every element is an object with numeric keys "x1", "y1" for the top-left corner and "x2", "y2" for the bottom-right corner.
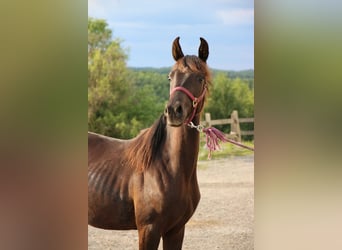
[{"x1": 88, "y1": 155, "x2": 254, "y2": 249}]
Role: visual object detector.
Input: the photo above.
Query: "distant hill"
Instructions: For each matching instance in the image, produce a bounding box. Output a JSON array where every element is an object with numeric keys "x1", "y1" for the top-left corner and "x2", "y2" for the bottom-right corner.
[
  {"x1": 211, "y1": 69, "x2": 254, "y2": 80},
  {"x1": 129, "y1": 67, "x2": 171, "y2": 75},
  {"x1": 129, "y1": 67, "x2": 254, "y2": 80}
]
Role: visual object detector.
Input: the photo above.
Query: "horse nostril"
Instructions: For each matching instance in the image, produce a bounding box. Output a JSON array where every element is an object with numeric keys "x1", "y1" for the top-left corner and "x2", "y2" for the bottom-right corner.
[
  {"x1": 165, "y1": 103, "x2": 183, "y2": 118},
  {"x1": 175, "y1": 105, "x2": 183, "y2": 117}
]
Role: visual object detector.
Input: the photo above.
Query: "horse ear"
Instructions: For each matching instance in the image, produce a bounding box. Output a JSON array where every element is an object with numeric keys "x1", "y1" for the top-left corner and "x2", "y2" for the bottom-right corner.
[
  {"x1": 198, "y1": 37, "x2": 209, "y2": 62},
  {"x1": 172, "y1": 37, "x2": 184, "y2": 61}
]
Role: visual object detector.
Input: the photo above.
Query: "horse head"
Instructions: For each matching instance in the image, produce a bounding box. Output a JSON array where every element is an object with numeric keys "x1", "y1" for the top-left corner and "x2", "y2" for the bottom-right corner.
[{"x1": 165, "y1": 37, "x2": 211, "y2": 127}]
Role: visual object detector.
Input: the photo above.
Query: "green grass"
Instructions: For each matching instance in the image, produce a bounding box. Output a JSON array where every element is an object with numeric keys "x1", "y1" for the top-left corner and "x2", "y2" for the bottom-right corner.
[{"x1": 198, "y1": 140, "x2": 254, "y2": 161}]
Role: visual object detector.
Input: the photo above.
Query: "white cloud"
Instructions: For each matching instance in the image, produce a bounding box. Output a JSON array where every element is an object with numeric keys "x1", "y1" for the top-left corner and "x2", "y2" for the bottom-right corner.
[{"x1": 217, "y1": 9, "x2": 254, "y2": 26}]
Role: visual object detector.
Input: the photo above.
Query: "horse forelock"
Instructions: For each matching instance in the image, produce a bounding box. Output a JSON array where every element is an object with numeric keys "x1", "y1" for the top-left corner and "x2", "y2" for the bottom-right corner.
[
  {"x1": 173, "y1": 55, "x2": 212, "y2": 87},
  {"x1": 172, "y1": 56, "x2": 212, "y2": 109},
  {"x1": 124, "y1": 115, "x2": 166, "y2": 171}
]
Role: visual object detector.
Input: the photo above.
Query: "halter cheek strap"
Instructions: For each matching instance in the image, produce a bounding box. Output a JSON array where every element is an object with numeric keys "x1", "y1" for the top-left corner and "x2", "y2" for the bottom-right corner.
[{"x1": 170, "y1": 85, "x2": 207, "y2": 124}]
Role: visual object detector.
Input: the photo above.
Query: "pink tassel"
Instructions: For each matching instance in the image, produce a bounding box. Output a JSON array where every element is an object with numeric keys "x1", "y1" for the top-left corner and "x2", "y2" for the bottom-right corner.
[{"x1": 203, "y1": 127, "x2": 228, "y2": 159}]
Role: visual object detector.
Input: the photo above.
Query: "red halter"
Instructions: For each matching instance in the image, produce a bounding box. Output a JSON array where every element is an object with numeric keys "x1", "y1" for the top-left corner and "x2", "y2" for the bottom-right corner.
[{"x1": 170, "y1": 84, "x2": 207, "y2": 124}]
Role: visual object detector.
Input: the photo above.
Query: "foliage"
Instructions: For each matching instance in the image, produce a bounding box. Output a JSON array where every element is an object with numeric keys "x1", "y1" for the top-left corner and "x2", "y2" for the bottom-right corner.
[
  {"x1": 88, "y1": 17, "x2": 134, "y2": 138},
  {"x1": 205, "y1": 73, "x2": 254, "y2": 118},
  {"x1": 212, "y1": 69, "x2": 254, "y2": 89},
  {"x1": 204, "y1": 73, "x2": 254, "y2": 136},
  {"x1": 130, "y1": 70, "x2": 169, "y2": 104},
  {"x1": 88, "y1": 17, "x2": 112, "y2": 57}
]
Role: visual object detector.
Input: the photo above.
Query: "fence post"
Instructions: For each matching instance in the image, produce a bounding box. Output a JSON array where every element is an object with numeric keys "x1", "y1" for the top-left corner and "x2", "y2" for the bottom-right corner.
[
  {"x1": 205, "y1": 113, "x2": 211, "y2": 127},
  {"x1": 230, "y1": 110, "x2": 241, "y2": 142}
]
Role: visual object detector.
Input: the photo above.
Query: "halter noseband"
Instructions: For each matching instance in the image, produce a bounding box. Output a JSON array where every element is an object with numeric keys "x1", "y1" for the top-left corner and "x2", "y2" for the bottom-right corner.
[{"x1": 170, "y1": 84, "x2": 207, "y2": 125}]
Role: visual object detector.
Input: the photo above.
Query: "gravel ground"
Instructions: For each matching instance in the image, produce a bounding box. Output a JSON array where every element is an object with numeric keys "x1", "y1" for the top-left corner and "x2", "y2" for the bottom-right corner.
[{"x1": 88, "y1": 155, "x2": 254, "y2": 250}]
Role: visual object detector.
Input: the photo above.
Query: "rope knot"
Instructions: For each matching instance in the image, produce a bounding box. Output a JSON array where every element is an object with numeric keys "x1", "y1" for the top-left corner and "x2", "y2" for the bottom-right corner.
[{"x1": 203, "y1": 127, "x2": 228, "y2": 159}]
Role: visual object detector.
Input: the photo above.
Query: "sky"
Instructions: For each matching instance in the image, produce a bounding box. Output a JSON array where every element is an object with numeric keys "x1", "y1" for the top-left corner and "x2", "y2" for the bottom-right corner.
[{"x1": 88, "y1": 0, "x2": 254, "y2": 70}]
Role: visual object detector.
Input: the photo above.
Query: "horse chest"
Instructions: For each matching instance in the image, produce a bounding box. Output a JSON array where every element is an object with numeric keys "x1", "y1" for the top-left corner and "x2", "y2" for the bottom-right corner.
[
  {"x1": 162, "y1": 181, "x2": 200, "y2": 231},
  {"x1": 139, "y1": 171, "x2": 200, "y2": 224}
]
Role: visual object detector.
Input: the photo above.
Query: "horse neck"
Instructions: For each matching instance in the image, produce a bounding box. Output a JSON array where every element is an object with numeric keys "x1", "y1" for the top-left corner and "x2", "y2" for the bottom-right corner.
[{"x1": 166, "y1": 115, "x2": 201, "y2": 180}]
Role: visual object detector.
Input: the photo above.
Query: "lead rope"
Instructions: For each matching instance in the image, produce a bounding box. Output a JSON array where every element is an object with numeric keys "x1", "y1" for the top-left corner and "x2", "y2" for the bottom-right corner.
[{"x1": 188, "y1": 122, "x2": 254, "y2": 159}]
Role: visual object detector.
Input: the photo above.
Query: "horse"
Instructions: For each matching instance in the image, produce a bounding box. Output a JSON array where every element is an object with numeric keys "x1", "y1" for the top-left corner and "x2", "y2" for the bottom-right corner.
[{"x1": 88, "y1": 37, "x2": 211, "y2": 250}]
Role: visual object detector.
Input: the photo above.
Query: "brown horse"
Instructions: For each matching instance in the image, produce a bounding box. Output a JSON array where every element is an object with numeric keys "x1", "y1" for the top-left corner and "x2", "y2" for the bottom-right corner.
[{"x1": 88, "y1": 37, "x2": 211, "y2": 250}]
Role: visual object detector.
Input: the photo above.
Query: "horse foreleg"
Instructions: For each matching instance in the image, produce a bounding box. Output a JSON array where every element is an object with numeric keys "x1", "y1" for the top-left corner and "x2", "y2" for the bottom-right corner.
[
  {"x1": 162, "y1": 226, "x2": 185, "y2": 250},
  {"x1": 138, "y1": 224, "x2": 161, "y2": 250}
]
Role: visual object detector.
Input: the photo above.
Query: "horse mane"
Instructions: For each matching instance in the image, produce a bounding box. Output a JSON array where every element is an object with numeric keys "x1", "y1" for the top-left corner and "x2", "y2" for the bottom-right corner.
[{"x1": 124, "y1": 114, "x2": 166, "y2": 171}]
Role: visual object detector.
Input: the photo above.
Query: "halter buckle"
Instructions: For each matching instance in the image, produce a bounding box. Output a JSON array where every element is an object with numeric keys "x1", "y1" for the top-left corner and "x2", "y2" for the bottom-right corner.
[{"x1": 192, "y1": 99, "x2": 198, "y2": 107}]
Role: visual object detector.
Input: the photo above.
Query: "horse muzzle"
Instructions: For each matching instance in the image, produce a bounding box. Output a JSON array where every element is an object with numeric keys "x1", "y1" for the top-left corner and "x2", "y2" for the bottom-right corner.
[{"x1": 164, "y1": 101, "x2": 189, "y2": 127}]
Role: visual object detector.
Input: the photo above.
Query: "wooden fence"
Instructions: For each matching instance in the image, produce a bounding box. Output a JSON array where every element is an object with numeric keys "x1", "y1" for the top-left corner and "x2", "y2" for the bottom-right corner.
[{"x1": 201, "y1": 110, "x2": 254, "y2": 142}]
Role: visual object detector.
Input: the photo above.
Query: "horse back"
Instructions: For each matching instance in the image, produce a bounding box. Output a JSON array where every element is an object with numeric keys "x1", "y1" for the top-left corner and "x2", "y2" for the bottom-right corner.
[{"x1": 88, "y1": 132, "x2": 127, "y2": 163}]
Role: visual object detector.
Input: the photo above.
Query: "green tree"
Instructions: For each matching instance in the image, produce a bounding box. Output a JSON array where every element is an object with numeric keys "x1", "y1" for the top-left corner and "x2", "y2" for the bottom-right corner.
[
  {"x1": 130, "y1": 70, "x2": 169, "y2": 103},
  {"x1": 205, "y1": 73, "x2": 254, "y2": 136},
  {"x1": 127, "y1": 84, "x2": 164, "y2": 132},
  {"x1": 88, "y1": 18, "x2": 166, "y2": 138},
  {"x1": 88, "y1": 17, "x2": 132, "y2": 137},
  {"x1": 88, "y1": 17, "x2": 112, "y2": 57}
]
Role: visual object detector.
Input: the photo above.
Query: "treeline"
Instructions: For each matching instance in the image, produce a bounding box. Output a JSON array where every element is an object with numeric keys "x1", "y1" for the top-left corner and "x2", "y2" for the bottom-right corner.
[
  {"x1": 130, "y1": 67, "x2": 254, "y2": 79},
  {"x1": 130, "y1": 67, "x2": 254, "y2": 88},
  {"x1": 88, "y1": 18, "x2": 254, "y2": 139}
]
